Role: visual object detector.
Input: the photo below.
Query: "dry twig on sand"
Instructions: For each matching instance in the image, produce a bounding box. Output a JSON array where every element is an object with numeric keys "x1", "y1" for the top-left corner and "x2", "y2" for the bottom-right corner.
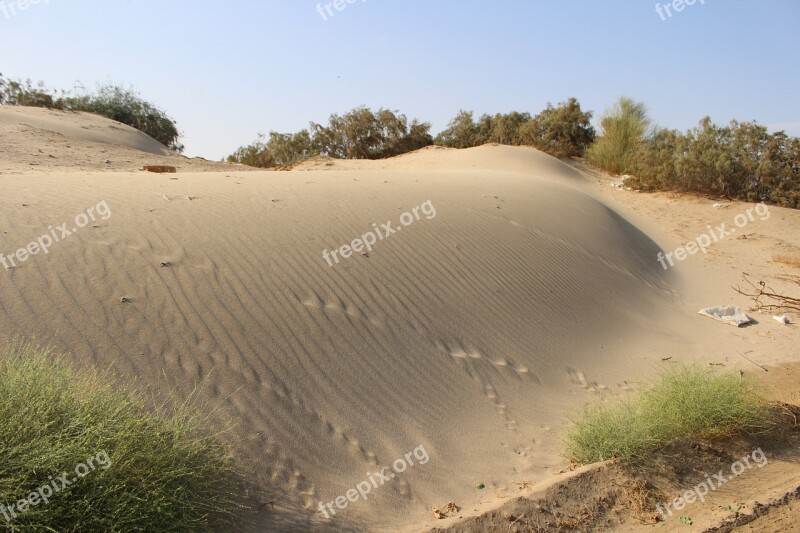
[
  {"x1": 431, "y1": 501, "x2": 460, "y2": 519},
  {"x1": 734, "y1": 274, "x2": 800, "y2": 313}
]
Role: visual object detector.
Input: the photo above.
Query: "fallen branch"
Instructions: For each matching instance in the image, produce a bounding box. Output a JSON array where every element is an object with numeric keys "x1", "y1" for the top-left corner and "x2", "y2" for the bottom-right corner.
[{"x1": 734, "y1": 274, "x2": 800, "y2": 313}]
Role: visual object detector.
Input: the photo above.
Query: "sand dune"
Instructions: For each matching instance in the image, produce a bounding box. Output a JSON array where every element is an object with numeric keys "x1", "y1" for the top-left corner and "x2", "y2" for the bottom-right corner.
[
  {"x1": 0, "y1": 106, "x2": 248, "y2": 173},
  {"x1": 0, "y1": 105, "x2": 171, "y2": 155},
  {"x1": 1, "y1": 108, "x2": 797, "y2": 531}
]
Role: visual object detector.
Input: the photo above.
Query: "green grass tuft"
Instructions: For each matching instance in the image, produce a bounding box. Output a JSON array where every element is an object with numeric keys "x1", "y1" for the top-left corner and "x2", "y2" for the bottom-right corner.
[
  {"x1": 0, "y1": 341, "x2": 248, "y2": 531},
  {"x1": 565, "y1": 364, "x2": 777, "y2": 464}
]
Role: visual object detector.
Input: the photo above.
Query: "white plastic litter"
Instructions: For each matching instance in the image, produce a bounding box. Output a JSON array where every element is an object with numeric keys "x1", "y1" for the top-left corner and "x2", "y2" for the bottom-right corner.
[
  {"x1": 698, "y1": 306, "x2": 752, "y2": 327},
  {"x1": 774, "y1": 315, "x2": 790, "y2": 325},
  {"x1": 713, "y1": 203, "x2": 730, "y2": 209}
]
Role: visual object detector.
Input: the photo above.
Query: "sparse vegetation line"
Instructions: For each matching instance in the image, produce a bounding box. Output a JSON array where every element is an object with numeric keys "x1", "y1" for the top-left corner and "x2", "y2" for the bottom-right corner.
[
  {"x1": 3, "y1": 72, "x2": 796, "y2": 208},
  {"x1": 227, "y1": 95, "x2": 798, "y2": 208}
]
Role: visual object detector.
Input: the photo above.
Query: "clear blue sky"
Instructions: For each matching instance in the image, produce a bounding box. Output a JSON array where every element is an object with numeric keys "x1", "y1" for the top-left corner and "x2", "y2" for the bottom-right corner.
[{"x1": 2, "y1": 0, "x2": 799, "y2": 159}]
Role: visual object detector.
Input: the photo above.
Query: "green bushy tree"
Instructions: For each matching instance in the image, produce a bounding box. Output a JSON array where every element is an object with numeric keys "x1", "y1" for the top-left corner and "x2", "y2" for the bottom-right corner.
[
  {"x1": 628, "y1": 127, "x2": 685, "y2": 191},
  {"x1": 587, "y1": 97, "x2": 651, "y2": 175},
  {"x1": 230, "y1": 107, "x2": 432, "y2": 168},
  {"x1": 435, "y1": 100, "x2": 594, "y2": 158},
  {"x1": 624, "y1": 116, "x2": 799, "y2": 208},
  {"x1": 522, "y1": 97, "x2": 595, "y2": 157},
  {"x1": 226, "y1": 135, "x2": 276, "y2": 168},
  {"x1": 262, "y1": 130, "x2": 316, "y2": 166},
  {"x1": 434, "y1": 110, "x2": 486, "y2": 148},
  {"x1": 488, "y1": 111, "x2": 531, "y2": 145},
  {"x1": 311, "y1": 107, "x2": 432, "y2": 159}
]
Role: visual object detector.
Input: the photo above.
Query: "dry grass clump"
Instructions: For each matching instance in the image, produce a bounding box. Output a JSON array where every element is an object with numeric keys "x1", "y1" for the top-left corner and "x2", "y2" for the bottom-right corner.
[
  {"x1": 0, "y1": 341, "x2": 248, "y2": 531},
  {"x1": 565, "y1": 364, "x2": 778, "y2": 465}
]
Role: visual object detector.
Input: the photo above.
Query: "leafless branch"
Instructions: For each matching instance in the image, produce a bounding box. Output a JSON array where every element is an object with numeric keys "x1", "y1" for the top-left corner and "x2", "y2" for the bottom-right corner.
[{"x1": 734, "y1": 274, "x2": 800, "y2": 312}]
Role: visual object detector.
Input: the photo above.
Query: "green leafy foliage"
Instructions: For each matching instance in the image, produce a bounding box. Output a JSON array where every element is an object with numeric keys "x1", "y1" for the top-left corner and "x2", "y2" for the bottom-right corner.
[
  {"x1": 586, "y1": 96, "x2": 651, "y2": 175},
  {"x1": 312, "y1": 107, "x2": 433, "y2": 159},
  {"x1": 229, "y1": 107, "x2": 433, "y2": 167},
  {"x1": 522, "y1": 98, "x2": 595, "y2": 157},
  {"x1": 433, "y1": 110, "x2": 487, "y2": 149},
  {"x1": 627, "y1": 117, "x2": 800, "y2": 207},
  {"x1": 434, "y1": 99, "x2": 595, "y2": 158}
]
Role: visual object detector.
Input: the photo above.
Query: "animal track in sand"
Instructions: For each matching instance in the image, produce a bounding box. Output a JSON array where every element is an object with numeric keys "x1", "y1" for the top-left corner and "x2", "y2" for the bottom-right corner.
[
  {"x1": 433, "y1": 339, "x2": 530, "y2": 430},
  {"x1": 435, "y1": 338, "x2": 533, "y2": 379},
  {"x1": 301, "y1": 293, "x2": 387, "y2": 329},
  {"x1": 566, "y1": 366, "x2": 610, "y2": 395},
  {"x1": 323, "y1": 419, "x2": 377, "y2": 466},
  {"x1": 484, "y1": 382, "x2": 518, "y2": 431},
  {"x1": 267, "y1": 460, "x2": 316, "y2": 508}
]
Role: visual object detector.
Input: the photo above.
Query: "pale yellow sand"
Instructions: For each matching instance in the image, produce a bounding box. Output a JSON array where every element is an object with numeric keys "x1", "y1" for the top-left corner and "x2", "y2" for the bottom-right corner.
[
  {"x1": 0, "y1": 106, "x2": 250, "y2": 172},
  {"x1": 0, "y1": 107, "x2": 797, "y2": 531}
]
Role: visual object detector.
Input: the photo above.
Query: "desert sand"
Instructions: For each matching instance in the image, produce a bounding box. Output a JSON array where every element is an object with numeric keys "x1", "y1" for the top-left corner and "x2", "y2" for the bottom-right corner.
[{"x1": 1, "y1": 106, "x2": 797, "y2": 531}]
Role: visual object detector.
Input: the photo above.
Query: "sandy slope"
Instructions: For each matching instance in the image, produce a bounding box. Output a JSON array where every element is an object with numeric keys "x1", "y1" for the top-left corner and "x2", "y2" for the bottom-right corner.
[
  {"x1": 422, "y1": 164, "x2": 800, "y2": 532},
  {"x1": 0, "y1": 105, "x2": 250, "y2": 173},
  {"x1": 0, "y1": 108, "x2": 798, "y2": 531}
]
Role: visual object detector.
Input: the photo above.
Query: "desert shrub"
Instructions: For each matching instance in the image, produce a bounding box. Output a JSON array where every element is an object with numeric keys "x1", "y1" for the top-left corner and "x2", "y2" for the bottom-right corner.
[
  {"x1": 522, "y1": 97, "x2": 595, "y2": 157},
  {"x1": 435, "y1": 100, "x2": 594, "y2": 158},
  {"x1": 435, "y1": 111, "x2": 531, "y2": 148},
  {"x1": 765, "y1": 134, "x2": 800, "y2": 208},
  {"x1": 565, "y1": 364, "x2": 777, "y2": 464},
  {"x1": 586, "y1": 97, "x2": 652, "y2": 175},
  {"x1": 228, "y1": 130, "x2": 317, "y2": 168},
  {"x1": 627, "y1": 128, "x2": 685, "y2": 191},
  {"x1": 0, "y1": 342, "x2": 248, "y2": 531},
  {"x1": 434, "y1": 110, "x2": 488, "y2": 148},
  {"x1": 725, "y1": 121, "x2": 800, "y2": 206},
  {"x1": 229, "y1": 107, "x2": 433, "y2": 167},
  {"x1": 0, "y1": 77, "x2": 67, "y2": 109},
  {"x1": 265, "y1": 129, "x2": 316, "y2": 165},
  {"x1": 227, "y1": 136, "x2": 276, "y2": 168},
  {"x1": 625, "y1": 117, "x2": 800, "y2": 208},
  {"x1": 311, "y1": 106, "x2": 432, "y2": 159},
  {"x1": 233, "y1": 99, "x2": 594, "y2": 165},
  {"x1": 488, "y1": 111, "x2": 532, "y2": 145}
]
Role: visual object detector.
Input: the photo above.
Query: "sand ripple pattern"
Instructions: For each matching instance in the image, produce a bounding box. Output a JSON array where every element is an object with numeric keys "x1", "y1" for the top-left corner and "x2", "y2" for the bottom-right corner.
[{"x1": 0, "y1": 149, "x2": 678, "y2": 529}]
